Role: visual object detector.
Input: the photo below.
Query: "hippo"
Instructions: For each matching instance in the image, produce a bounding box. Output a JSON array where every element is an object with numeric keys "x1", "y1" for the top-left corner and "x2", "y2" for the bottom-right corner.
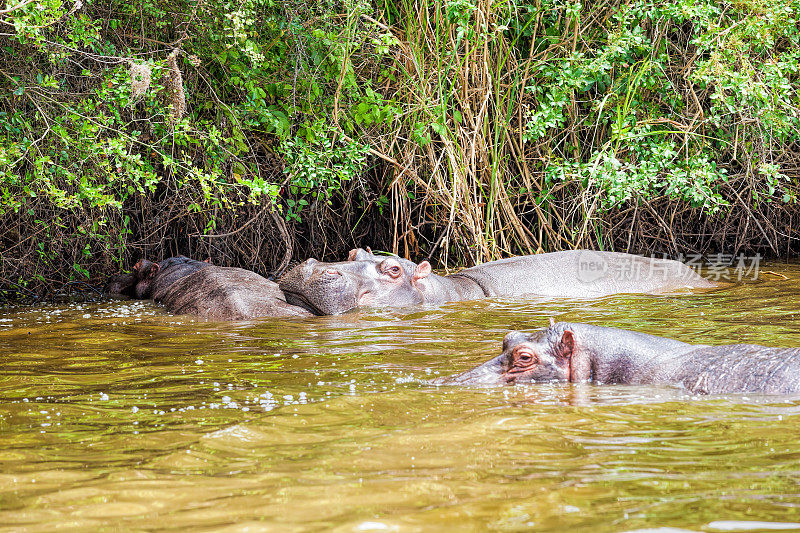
[
  {"x1": 438, "y1": 321, "x2": 800, "y2": 395},
  {"x1": 278, "y1": 248, "x2": 716, "y2": 315},
  {"x1": 104, "y1": 256, "x2": 211, "y2": 300},
  {"x1": 104, "y1": 256, "x2": 312, "y2": 320},
  {"x1": 103, "y1": 271, "x2": 138, "y2": 298}
]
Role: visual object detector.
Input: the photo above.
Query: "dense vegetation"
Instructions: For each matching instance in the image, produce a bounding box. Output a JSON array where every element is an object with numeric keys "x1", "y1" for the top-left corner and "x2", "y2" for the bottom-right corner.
[{"x1": 1, "y1": 0, "x2": 799, "y2": 298}]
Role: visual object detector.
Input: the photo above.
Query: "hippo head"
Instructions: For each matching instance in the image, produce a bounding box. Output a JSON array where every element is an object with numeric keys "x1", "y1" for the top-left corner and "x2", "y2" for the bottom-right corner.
[
  {"x1": 103, "y1": 258, "x2": 158, "y2": 298},
  {"x1": 132, "y1": 259, "x2": 160, "y2": 299},
  {"x1": 278, "y1": 248, "x2": 433, "y2": 315},
  {"x1": 436, "y1": 322, "x2": 584, "y2": 386},
  {"x1": 103, "y1": 272, "x2": 138, "y2": 297}
]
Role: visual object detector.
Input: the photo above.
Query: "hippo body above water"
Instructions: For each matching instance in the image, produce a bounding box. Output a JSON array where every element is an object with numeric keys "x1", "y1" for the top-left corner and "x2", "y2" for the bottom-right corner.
[
  {"x1": 440, "y1": 322, "x2": 800, "y2": 395},
  {"x1": 279, "y1": 248, "x2": 715, "y2": 315},
  {"x1": 104, "y1": 256, "x2": 311, "y2": 320},
  {"x1": 103, "y1": 256, "x2": 210, "y2": 300}
]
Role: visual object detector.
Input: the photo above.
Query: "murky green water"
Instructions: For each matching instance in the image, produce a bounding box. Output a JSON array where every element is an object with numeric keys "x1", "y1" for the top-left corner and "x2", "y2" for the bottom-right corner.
[{"x1": 2, "y1": 263, "x2": 800, "y2": 531}]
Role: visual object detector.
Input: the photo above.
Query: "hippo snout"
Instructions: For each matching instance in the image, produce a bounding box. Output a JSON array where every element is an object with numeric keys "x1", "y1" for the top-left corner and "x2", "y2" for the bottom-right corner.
[
  {"x1": 278, "y1": 258, "x2": 363, "y2": 316},
  {"x1": 434, "y1": 355, "x2": 506, "y2": 386}
]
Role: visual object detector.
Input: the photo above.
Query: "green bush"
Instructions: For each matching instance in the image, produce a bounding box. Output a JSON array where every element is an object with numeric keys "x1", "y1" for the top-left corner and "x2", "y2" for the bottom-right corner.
[{"x1": 1, "y1": 0, "x2": 800, "y2": 296}]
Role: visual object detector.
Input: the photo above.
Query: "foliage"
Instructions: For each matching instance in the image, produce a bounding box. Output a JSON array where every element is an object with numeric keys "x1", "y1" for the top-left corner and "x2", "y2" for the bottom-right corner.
[
  {"x1": 0, "y1": 0, "x2": 385, "y2": 293},
  {"x1": 2, "y1": 0, "x2": 800, "y2": 296},
  {"x1": 370, "y1": 0, "x2": 800, "y2": 261}
]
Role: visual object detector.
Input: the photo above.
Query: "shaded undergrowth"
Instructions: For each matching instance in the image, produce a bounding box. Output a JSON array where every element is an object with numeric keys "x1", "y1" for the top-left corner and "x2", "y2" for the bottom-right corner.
[{"x1": 1, "y1": 0, "x2": 800, "y2": 300}]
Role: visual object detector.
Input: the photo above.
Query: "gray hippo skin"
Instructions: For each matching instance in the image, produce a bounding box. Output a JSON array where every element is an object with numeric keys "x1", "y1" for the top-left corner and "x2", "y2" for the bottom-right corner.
[
  {"x1": 278, "y1": 248, "x2": 715, "y2": 315},
  {"x1": 104, "y1": 256, "x2": 312, "y2": 320},
  {"x1": 439, "y1": 322, "x2": 800, "y2": 395}
]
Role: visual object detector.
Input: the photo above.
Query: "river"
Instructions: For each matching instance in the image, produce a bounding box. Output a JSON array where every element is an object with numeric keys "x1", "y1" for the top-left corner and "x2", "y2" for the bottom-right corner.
[{"x1": 2, "y1": 262, "x2": 800, "y2": 531}]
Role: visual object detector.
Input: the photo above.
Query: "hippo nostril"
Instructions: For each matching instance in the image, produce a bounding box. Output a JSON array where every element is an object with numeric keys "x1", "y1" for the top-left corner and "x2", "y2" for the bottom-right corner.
[{"x1": 324, "y1": 269, "x2": 341, "y2": 277}]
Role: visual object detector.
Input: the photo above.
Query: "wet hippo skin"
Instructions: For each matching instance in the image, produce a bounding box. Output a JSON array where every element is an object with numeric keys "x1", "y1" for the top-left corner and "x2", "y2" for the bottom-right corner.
[
  {"x1": 159, "y1": 266, "x2": 312, "y2": 320},
  {"x1": 104, "y1": 256, "x2": 312, "y2": 320},
  {"x1": 438, "y1": 321, "x2": 800, "y2": 395},
  {"x1": 279, "y1": 248, "x2": 716, "y2": 315}
]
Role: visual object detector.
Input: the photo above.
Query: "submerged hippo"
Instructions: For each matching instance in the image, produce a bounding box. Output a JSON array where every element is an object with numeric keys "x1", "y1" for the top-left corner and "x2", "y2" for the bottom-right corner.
[
  {"x1": 279, "y1": 248, "x2": 715, "y2": 315},
  {"x1": 104, "y1": 256, "x2": 211, "y2": 300},
  {"x1": 439, "y1": 321, "x2": 800, "y2": 395},
  {"x1": 104, "y1": 256, "x2": 311, "y2": 320}
]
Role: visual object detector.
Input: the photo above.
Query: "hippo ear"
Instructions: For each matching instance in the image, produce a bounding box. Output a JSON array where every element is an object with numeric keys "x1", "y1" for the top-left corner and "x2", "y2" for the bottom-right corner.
[
  {"x1": 366, "y1": 246, "x2": 373, "y2": 254},
  {"x1": 146, "y1": 263, "x2": 160, "y2": 280},
  {"x1": 412, "y1": 261, "x2": 432, "y2": 283},
  {"x1": 549, "y1": 317, "x2": 556, "y2": 327},
  {"x1": 347, "y1": 249, "x2": 358, "y2": 261},
  {"x1": 558, "y1": 329, "x2": 590, "y2": 382},
  {"x1": 559, "y1": 330, "x2": 575, "y2": 359}
]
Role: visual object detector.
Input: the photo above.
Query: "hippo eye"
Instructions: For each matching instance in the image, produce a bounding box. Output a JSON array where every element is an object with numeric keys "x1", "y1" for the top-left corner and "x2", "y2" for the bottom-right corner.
[
  {"x1": 384, "y1": 265, "x2": 402, "y2": 278},
  {"x1": 513, "y1": 349, "x2": 538, "y2": 368}
]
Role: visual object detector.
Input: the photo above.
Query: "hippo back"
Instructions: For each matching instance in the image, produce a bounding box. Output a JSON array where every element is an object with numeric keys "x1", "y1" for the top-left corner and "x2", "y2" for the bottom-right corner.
[
  {"x1": 452, "y1": 250, "x2": 713, "y2": 298},
  {"x1": 160, "y1": 266, "x2": 313, "y2": 320},
  {"x1": 669, "y1": 345, "x2": 800, "y2": 395},
  {"x1": 150, "y1": 256, "x2": 211, "y2": 300}
]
